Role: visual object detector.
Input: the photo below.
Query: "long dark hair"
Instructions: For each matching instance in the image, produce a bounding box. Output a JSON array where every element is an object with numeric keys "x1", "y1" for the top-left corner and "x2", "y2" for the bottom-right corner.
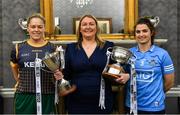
[{"x1": 134, "y1": 17, "x2": 156, "y2": 45}]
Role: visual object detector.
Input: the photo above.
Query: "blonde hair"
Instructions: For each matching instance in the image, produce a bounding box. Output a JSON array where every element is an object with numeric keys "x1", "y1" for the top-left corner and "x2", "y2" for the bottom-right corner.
[
  {"x1": 27, "y1": 13, "x2": 46, "y2": 26},
  {"x1": 76, "y1": 14, "x2": 105, "y2": 49}
]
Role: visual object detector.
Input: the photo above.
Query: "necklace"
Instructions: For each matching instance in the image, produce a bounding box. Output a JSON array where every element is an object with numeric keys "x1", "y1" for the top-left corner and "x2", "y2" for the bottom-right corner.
[
  {"x1": 82, "y1": 41, "x2": 97, "y2": 50},
  {"x1": 82, "y1": 41, "x2": 97, "y2": 58},
  {"x1": 84, "y1": 45, "x2": 91, "y2": 50}
]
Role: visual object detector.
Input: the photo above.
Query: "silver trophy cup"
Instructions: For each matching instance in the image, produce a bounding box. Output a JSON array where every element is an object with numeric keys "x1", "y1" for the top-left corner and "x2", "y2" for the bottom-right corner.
[
  {"x1": 42, "y1": 46, "x2": 76, "y2": 96},
  {"x1": 43, "y1": 51, "x2": 61, "y2": 71},
  {"x1": 102, "y1": 46, "x2": 133, "y2": 83},
  {"x1": 149, "y1": 16, "x2": 160, "y2": 27},
  {"x1": 144, "y1": 16, "x2": 160, "y2": 27},
  {"x1": 18, "y1": 18, "x2": 27, "y2": 30}
]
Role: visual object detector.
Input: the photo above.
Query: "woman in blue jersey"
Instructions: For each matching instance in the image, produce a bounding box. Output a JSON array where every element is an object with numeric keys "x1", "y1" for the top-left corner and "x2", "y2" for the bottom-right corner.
[
  {"x1": 10, "y1": 13, "x2": 63, "y2": 114},
  {"x1": 54, "y1": 14, "x2": 130, "y2": 114},
  {"x1": 125, "y1": 17, "x2": 175, "y2": 114}
]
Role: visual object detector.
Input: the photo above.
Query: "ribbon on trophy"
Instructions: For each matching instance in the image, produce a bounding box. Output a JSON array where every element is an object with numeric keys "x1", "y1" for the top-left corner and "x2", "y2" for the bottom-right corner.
[
  {"x1": 55, "y1": 80, "x2": 59, "y2": 104},
  {"x1": 129, "y1": 57, "x2": 137, "y2": 115},
  {"x1": 99, "y1": 48, "x2": 111, "y2": 109},
  {"x1": 35, "y1": 53, "x2": 42, "y2": 115},
  {"x1": 54, "y1": 46, "x2": 65, "y2": 104}
]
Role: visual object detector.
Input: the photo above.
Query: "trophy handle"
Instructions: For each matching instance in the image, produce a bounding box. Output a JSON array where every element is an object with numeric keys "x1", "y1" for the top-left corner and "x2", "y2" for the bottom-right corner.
[
  {"x1": 106, "y1": 47, "x2": 113, "y2": 56},
  {"x1": 128, "y1": 53, "x2": 137, "y2": 64},
  {"x1": 59, "y1": 85, "x2": 77, "y2": 96},
  {"x1": 56, "y1": 46, "x2": 65, "y2": 69},
  {"x1": 60, "y1": 50, "x2": 65, "y2": 69},
  {"x1": 58, "y1": 79, "x2": 77, "y2": 96},
  {"x1": 107, "y1": 47, "x2": 113, "y2": 52}
]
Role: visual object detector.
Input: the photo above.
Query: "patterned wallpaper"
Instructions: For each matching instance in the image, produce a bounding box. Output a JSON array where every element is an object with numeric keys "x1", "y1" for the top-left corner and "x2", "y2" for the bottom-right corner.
[
  {"x1": 178, "y1": 0, "x2": 180, "y2": 87},
  {"x1": 0, "y1": 0, "x2": 179, "y2": 87},
  {"x1": 1, "y1": 0, "x2": 40, "y2": 87},
  {"x1": 0, "y1": 0, "x2": 2, "y2": 85},
  {"x1": 138, "y1": 0, "x2": 179, "y2": 86},
  {"x1": 53, "y1": 0, "x2": 124, "y2": 34}
]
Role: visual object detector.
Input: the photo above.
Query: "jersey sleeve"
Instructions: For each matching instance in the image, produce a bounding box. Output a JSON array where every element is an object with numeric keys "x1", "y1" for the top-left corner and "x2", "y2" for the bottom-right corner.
[{"x1": 162, "y1": 51, "x2": 174, "y2": 75}]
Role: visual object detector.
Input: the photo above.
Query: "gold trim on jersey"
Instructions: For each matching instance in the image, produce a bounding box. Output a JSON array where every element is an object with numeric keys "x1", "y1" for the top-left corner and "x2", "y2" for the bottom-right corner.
[{"x1": 27, "y1": 39, "x2": 48, "y2": 47}]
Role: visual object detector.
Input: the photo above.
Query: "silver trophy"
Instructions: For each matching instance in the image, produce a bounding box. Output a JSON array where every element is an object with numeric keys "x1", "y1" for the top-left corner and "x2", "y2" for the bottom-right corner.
[
  {"x1": 102, "y1": 46, "x2": 133, "y2": 83},
  {"x1": 42, "y1": 46, "x2": 76, "y2": 96},
  {"x1": 149, "y1": 16, "x2": 160, "y2": 27},
  {"x1": 145, "y1": 16, "x2": 160, "y2": 27},
  {"x1": 18, "y1": 18, "x2": 27, "y2": 30}
]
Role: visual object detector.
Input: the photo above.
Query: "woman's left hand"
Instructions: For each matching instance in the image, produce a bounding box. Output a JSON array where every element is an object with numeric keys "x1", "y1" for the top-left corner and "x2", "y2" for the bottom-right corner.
[{"x1": 115, "y1": 73, "x2": 130, "y2": 84}]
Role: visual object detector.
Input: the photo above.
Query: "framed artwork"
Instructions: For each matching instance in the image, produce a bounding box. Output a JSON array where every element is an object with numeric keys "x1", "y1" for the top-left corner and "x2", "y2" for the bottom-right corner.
[{"x1": 73, "y1": 17, "x2": 112, "y2": 34}]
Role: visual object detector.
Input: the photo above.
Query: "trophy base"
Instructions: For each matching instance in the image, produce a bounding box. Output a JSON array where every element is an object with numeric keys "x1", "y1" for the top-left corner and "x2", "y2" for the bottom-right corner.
[
  {"x1": 102, "y1": 72, "x2": 121, "y2": 85},
  {"x1": 102, "y1": 64, "x2": 125, "y2": 85},
  {"x1": 59, "y1": 85, "x2": 77, "y2": 96}
]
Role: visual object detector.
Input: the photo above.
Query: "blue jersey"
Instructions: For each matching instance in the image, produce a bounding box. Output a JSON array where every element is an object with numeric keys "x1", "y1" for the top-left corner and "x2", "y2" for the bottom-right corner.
[{"x1": 126, "y1": 45, "x2": 174, "y2": 111}]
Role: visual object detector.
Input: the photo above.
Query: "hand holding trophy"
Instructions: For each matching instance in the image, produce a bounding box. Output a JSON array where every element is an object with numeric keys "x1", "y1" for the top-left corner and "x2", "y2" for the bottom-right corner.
[
  {"x1": 42, "y1": 46, "x2": 76, "y2": 96},
  {"x1": 102, "y1": 46, "x2": 133, "y2": 84}
]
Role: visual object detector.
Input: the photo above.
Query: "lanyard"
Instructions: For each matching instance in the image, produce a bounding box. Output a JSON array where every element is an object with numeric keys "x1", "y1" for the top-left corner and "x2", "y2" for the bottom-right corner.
[
  {"x1": 130, "y1": 59, "x2": 137, "y2": 114},
  {"x1": 35, "y1": 54, "x2": 42, "y2": 115}
]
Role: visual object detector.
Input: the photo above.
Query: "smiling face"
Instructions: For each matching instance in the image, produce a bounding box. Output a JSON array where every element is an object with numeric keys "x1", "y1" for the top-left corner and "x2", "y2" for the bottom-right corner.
[
  {"x1": 80, "y1": 17, "x2": 97, "y2": 40},
  {"x1": 27, "y1": 17, "x2": 45, "y2": 41},
  {"x1": 135, "y1": 24, "x2": 152, "y2": 45}
]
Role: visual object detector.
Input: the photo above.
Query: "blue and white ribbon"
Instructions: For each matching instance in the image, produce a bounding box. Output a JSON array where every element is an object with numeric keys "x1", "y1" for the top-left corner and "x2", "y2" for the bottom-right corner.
[
  {"x1": 129, "y1": 58, "x2": 137, "y2": 115},
  {"x1": 35, "y1": 54, "x2": 42, "y2": 115},
  {"x1": 99, "y1": 49, "x2": 111, "y2": 109}
]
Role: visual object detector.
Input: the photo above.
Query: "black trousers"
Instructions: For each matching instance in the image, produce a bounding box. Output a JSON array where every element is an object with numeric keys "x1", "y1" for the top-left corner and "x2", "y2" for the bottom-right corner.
[{"x1": 0, "y1": 95, "x2": 3, "y2": 114}]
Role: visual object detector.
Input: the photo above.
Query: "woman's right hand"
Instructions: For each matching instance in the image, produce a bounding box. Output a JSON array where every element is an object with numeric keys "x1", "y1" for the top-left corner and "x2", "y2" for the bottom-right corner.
[
  {"x1": 54, "y1": 69, "x2": 64, "y2": 81},
  {"x1": 115, "y1": 73, "x2": 130, "y2": 84}
]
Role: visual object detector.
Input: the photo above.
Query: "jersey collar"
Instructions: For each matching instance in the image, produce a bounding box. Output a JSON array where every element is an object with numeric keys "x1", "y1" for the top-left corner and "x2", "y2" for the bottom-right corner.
[{"x1": 136, "y1": 45, "x2": 155, "y2": 52}]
